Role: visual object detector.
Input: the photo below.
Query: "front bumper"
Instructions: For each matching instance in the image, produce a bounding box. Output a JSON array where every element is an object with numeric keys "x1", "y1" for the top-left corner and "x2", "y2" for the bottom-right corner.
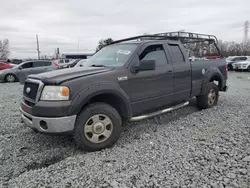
[
  {"x1": 20, "y1": 107, "x2": 76, "y2": 133},
  {"x1": 233, "y1": 65, "x2": 248, "y2": 70}
]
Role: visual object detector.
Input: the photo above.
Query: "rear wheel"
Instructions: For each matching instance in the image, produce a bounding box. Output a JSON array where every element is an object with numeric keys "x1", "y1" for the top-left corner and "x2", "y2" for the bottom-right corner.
[
  {"x1": 5, "y1": 74, "x2": 16, "y2": 82},
  {"x1": 196, "y1": 82, "x2": 219, "y2": 109},
  {"x1": 74, "y1": 102, "x2": 122, "y2": 151}
]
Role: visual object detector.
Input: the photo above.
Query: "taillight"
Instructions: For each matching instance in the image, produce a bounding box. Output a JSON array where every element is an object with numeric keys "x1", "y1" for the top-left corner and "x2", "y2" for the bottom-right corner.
[
  {"x1": 226, "y1": 63, "x2": 228, "y2": 73},
  {"x1": 53, "y1": 62, "x2": 59, "y2": 69}
]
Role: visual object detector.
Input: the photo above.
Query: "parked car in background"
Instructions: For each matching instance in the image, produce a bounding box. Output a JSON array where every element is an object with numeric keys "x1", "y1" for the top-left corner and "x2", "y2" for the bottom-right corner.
[
  {"x1": 226, "y1": 56, "x2": 249, "y2": 70},
  {"x1": 60, "y1": 59, "x2": 82, "y2": 68},
  {"x1": 53, "y1": 59, "x2": 72, "y2": 69},
  {"x1": 74, "y1": 59, "x2": 88, "y2": 67},
  {"x1": 10, "y1": 59, "x2": 23, "y2": 65},
  {"x1": 67, "y1": 59, "x2": 82, "y2": 68},
  {"x1": 232, "y1": 59, "x2": 250, "y2": 71},
  {"x1": 204, "y1": 56, "x2": 221, "y2": 60},
  {"x1": 0, "y1": 62, "x2": 14, "y2": 71},
  {"x1": 0, "y1": 60, "x2": 58, "y2": 83}
]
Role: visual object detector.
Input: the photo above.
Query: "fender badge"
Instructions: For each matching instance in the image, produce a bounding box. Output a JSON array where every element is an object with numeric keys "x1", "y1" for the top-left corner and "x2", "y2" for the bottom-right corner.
[
  {"x1": 202, "y1": 69, "x2": 206, "y2": 75},
  {"x1": 117, "y1": 76, "x2": 128, "y2": 81}
]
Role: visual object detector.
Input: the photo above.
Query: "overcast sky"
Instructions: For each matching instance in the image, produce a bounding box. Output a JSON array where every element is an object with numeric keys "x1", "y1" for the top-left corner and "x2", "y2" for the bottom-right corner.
[{"x1": 0, "y1": 0, "x2": 249, "y2": 58}]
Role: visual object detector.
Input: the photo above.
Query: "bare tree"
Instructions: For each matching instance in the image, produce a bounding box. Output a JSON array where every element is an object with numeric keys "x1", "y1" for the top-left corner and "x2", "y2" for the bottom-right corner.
[
  {"x1": 96, "y1": 38, "x2": 114, "y2": 52},
  {"x1": 0, "y1": 39, "x2": 10, "y2": 59}
]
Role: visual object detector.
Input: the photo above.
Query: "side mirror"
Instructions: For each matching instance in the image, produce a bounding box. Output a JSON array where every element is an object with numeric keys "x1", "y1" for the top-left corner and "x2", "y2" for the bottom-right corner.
[
  {"x1": 18, "y1": 66, "x2": 22, "y2": 70},
  {"x1": 139, "y1": 59, "x2": 156, "y2": 71},
  {"x1": 131, "y1": 59, "x2": 156, "y2": 73}
]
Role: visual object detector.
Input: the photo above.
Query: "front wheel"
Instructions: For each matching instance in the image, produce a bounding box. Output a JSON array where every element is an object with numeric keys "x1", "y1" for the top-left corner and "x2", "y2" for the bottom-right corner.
[
  {"x1": 196, "y1": 82, "x2": 219, "y2": 109},
  {"x1": 5, "y1": 74, "x2": 16, "y2": 82},
  {"x1": 74, "y1": 102, "x2": 122, "y2": 151}
]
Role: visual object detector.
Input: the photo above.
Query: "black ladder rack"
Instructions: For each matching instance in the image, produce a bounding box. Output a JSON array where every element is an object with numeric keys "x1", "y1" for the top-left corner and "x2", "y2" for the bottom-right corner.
[{"x1": 110, "y1": 31, "x2": 218, "y2": 45}]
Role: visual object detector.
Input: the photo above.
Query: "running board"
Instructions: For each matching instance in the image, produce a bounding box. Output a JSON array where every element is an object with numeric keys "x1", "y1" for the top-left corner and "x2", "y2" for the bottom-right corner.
[{"x1": 130, "y1": 101, "x2": 189, "y2": 122}]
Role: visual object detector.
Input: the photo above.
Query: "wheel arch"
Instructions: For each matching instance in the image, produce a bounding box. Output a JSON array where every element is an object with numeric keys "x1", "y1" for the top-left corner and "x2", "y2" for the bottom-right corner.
[
  {"x1": 4, "y1": 73, "x2": 17, "y2": 82},
  {"x1": 69, "y1": 82, "x2": 132, "y2": 119},
  {"x1": 200, "y1": 68, "x2": 223, "y2": 95}
]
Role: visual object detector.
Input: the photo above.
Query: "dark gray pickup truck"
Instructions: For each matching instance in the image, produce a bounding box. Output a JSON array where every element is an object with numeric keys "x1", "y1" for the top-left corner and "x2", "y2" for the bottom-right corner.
[{"x1": 20, "y1": 32, "x2": 228, "y2": 151}]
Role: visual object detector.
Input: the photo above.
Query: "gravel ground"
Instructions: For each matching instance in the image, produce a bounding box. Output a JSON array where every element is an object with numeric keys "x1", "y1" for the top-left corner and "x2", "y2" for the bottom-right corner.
[{"x1": 0, "y1": 71, "x2": 250, "y2": 188}]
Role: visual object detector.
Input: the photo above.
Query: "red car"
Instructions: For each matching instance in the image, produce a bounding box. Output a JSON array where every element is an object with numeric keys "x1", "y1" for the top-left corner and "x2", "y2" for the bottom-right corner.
[{"x1": 0, "y1": 62, "x2": 13, "y2": 71}]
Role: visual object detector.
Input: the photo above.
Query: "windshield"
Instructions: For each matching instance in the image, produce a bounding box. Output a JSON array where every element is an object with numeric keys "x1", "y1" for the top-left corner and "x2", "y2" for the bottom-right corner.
[
  {"x1": 226, "y1": 57, "x2": 235, "y2": 61},
  {"x1": 84, "y1": 43, "x2": 138, "y2": 67}
]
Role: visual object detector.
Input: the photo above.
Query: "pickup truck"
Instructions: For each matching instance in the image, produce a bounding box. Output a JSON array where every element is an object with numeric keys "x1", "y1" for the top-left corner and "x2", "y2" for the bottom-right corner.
[{"x1": 20, "y1": 32, "x2": 228, "y2": 151}]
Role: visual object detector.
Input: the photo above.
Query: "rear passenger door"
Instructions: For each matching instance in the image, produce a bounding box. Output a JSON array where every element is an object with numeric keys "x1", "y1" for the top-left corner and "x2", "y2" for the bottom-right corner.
[
  {"x1": 32, "y1": 61, "x2": 48, "y2": 74},
  {"x1": 167, "y1": 43, "x2": 192, "y2": 101}
]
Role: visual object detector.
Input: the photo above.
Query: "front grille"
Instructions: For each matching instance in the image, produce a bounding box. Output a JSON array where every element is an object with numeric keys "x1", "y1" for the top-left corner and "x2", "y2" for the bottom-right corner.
[{"x1": 23, "y1": 82, "x2": 39, "y2": 101}]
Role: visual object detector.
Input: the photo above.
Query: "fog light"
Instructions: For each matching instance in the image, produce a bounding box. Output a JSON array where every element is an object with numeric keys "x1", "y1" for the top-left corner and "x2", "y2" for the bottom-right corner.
[{"x1": 40, "y1": 120, "x2": 48, "y2": 130}]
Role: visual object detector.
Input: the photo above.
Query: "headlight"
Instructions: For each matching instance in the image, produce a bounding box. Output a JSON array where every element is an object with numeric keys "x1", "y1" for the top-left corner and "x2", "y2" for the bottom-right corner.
[{"x1": 40, "y1": 86, "x2": 70, "y2": 101}]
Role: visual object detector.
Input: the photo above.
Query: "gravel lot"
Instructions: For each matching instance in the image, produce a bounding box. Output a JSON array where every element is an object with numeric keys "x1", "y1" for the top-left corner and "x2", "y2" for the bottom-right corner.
[{"x1": 0, "y1": 72, "x2": 250, "y2": 188}]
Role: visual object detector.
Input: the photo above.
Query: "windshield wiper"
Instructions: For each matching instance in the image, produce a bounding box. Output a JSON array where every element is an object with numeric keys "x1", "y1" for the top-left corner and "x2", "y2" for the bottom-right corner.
[{"x1": 90, "y1": 64, "x2": 106, "y2": 67}]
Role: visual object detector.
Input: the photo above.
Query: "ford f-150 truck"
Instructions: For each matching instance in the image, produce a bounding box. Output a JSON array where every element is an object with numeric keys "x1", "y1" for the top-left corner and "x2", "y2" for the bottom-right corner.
[{"x1": 20, "y1": 32, "x2": 228, "y2": 151}]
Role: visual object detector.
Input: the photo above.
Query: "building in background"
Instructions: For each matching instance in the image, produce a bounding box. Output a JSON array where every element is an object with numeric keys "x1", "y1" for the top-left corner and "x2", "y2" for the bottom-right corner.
[{"x1": 61, "y1": 52, "x2": 95, "y2": 59}]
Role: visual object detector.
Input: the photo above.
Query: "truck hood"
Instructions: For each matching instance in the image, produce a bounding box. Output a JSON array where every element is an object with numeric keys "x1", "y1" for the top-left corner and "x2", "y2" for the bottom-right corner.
[{"x1": 27, "y1": 66, "x2": 113, "y2": 84}]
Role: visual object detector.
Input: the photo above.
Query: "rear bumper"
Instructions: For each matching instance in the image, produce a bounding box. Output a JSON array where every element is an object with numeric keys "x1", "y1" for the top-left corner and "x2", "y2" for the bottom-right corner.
[{"x1": 20, "y1": 107, "x2": 76, "y2": 133}]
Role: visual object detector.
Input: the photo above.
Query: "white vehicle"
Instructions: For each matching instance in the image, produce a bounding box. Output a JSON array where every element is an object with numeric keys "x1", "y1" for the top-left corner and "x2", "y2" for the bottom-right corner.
[
  {"x1": 52, "y1": 59, "x2": 72, "y2": 69},
  {"x1": 232, "y1": 57, "x2": 250, "y2": 71},
  {"x1": 61, "y1": 52, "x2": 95, "y2": 59},
  {"x1": 227, "y1": 56, "x2": 249, "y2": 70},
  {"x1": 74, "y1": 59, "x2": 88, "y2": 67}
]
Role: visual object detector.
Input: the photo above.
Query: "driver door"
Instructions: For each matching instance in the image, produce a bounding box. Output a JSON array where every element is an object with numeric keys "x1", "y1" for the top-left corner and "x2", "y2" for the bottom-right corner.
[
  {"x1": 126, "y1": 43, "x2": 174, "y2": 115},
  {"x1": 17, "y1": 62, "x2": 33, "y2": 81}
]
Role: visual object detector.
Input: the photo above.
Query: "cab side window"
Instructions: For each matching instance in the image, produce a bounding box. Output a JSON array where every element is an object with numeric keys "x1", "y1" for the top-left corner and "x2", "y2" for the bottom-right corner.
[
  {"x1": 21, "y1": 62, "x2": 33, "y2": 69},
  {"x1": 168, "y1": 44, "x2": 185, "y2": 64},
  {"x1": 139, "y1": 44, "x2": 168, "y2": 67},
  {"x1": 240, "y1": 57, "x2": 247, "y2": 61}
]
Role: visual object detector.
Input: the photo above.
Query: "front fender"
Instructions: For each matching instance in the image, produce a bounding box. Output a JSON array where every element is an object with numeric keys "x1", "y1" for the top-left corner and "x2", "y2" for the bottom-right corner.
[{"x1": 68, "y1": 81, "x2": 132, "y2": 117}]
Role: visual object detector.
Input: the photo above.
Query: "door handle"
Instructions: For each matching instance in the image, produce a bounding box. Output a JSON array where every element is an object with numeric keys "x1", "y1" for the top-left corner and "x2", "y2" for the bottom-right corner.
[{"x1": 167, "y1": 70, "x2": 173, "y2": 73}]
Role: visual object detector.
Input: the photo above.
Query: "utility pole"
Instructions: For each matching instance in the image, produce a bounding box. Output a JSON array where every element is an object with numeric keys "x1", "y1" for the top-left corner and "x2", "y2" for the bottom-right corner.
[
  {"x1": 36, "y1": 34, "x2": 40, "y2": 59},
  {"x1": 77, "y1": 37, "x2": 80, "y2": 51},
  {"x1": 244, "y1": 21, "x2": 249, "y2": 44}
]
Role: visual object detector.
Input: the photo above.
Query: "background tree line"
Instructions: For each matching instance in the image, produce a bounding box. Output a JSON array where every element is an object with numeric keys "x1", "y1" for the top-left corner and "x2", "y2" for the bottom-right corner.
[{"x1": 0, "y1": 39, "x2": 10, "y2": 59}]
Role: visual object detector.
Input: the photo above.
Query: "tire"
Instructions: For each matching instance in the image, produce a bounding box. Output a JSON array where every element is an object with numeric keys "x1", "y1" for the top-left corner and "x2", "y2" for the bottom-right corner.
[
  {"x1": 228, "y1": 64, "x2": 233, "y2": 71},
  {"x1": 5, "y1": 74, "x2": 16, "y2": 82},
  {"x1": 74, "y1": 102, "x2": 122, "y2": 151},
  {"x1": 196, "y1": 82, "x2": 219, "y2": 109}
]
